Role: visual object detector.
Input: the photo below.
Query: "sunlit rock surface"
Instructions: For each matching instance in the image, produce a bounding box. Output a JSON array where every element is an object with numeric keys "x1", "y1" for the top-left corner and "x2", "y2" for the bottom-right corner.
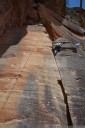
[{"x1": 0, "y1": 0, "x2": 85, "y2": 128}]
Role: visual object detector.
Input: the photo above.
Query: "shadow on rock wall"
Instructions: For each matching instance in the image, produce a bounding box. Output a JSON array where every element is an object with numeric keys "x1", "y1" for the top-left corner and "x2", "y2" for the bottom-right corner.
[
  {"x1": 0, "y1": 27, "x2": 27, "y2": 57},
  {"x1": 0, "y1": 0, "x2": 65, "y2": 37}
]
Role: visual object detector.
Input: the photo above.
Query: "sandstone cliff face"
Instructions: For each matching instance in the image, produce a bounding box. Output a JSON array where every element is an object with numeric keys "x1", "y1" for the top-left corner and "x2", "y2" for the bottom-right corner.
[
  {"x1": 80, "y1": 10, "x2": 85, "y2": 28},
  {"x1": 51, "y1": 0, "x2": 65, "y2": 15},
  {"x1": 0, "y1": 0, "x2": 65, "y2": 36},
  {"x1": 0, "y1": 0, "x2": 32, "y2": 36}
]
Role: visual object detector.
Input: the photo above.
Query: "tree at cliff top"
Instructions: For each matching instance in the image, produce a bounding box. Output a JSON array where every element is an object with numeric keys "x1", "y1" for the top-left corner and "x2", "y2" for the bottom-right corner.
[{"x1": 80, "y1": 0, "x2": 82, "y2": 10}]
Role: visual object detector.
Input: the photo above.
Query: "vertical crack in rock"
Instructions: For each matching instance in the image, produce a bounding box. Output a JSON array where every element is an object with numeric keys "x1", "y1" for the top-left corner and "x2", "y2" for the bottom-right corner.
[{"x1": 58, "y1": 80, "x2": 73, "y2": 127}]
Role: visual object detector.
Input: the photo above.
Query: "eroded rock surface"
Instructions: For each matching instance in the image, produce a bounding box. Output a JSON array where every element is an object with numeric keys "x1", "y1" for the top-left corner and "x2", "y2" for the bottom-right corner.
[
  {"x1": 80, "y1": 9, "x2": 85, "y2": 28},
  {"x1": 0, "y1": 0, "x2": 85, "y2": 128},
  {"x1": 0, "y1": 25, "x2": 67, "y2": 128},
  {"x1": 0, "y1": 0, "x2": 65, "y2": 37}
]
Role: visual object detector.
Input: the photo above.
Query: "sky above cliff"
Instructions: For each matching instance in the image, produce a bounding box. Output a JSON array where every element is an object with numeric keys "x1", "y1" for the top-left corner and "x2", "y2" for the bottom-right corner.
[{"x1": 67, "y1": 0, "x2": 85, "y2": 9}]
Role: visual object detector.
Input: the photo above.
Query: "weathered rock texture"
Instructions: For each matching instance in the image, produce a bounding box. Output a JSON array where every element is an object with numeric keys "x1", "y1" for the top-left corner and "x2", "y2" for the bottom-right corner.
[
  {"x1": 0, "y1": 24, "x2": 67, "y2": 128},
  {"x1": 51, "y1": 0, "x2": 65, "y2": 14},
  {"x1": 0, "y1": 0, "x2": 32, "y2": 36},
  {"x1": 80, "y1": 9, "x2": 85, "y2": 28},
  {"x1": 0, "y1": 0, "x2": 65, "y2": 37}
]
